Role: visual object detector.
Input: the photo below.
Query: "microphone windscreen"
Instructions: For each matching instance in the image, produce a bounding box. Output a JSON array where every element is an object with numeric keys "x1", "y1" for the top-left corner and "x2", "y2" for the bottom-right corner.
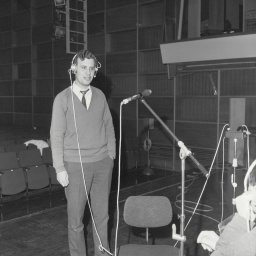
[{"x1": 142, "y1": 89, "x2": 152, "y2": 97}]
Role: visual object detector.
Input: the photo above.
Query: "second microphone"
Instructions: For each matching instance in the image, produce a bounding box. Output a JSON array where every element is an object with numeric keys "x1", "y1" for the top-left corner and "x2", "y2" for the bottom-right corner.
[{"x1": 122, "y1": 89, "x2": 152, "y2": 104}]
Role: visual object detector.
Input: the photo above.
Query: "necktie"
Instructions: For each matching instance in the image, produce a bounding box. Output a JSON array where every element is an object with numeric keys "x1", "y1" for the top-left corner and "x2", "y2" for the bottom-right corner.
[{"x1": 80, "y1": 89, "x2": 89, "y2": 109}]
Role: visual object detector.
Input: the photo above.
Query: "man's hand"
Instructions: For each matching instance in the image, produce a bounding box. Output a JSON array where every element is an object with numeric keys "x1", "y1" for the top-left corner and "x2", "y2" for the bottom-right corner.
[
  {"x1": 197, "y1": 230, "x2": 219, "y2": 252},
  {"x1": 236, "y1": 191, "x2": 256, "y2": 222},
  {"x1": 57, "y1": 170, "x2": 69, "y2": 187}
]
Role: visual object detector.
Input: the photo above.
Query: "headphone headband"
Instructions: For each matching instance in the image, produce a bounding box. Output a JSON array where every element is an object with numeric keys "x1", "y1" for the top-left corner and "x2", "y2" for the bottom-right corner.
[{"x1": 69, "y1": 53, "x2": 101, "y2": 74}]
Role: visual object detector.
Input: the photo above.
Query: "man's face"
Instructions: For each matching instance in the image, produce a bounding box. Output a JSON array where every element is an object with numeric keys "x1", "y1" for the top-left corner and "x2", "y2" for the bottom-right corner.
[
  {"x1": 248, "y1": 185, "x2": 256, "y2": 215},
  {"x1": 75, "y1": 58, "x2": 96, "y2": 88}
]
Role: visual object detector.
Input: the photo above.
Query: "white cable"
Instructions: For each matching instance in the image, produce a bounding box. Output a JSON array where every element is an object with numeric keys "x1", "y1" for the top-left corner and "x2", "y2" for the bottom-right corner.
[
  {"x1": 174, "y1": 124, "x2": 229, "y2": 247},
  {"x1": 220, "y1": 137, "x2": 226, "y2": 223},
  {"x1": 113, "y1": 103, "x2": 124, "y2": 256},
  {"x1": 69, "y1": 71, "x2": 113, "y2": 256}
]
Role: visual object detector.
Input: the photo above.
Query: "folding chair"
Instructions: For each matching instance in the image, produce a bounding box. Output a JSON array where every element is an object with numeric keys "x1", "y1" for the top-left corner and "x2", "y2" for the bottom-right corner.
[
  {"x1": 47, "y1": 166, "x2": 60, "y2": 186},
  {"x1": 117, "y1": 196, "x2": 180, "y2": 256},
  {"x1": 18, "y1": 148, "x2": 43, "y2": 168},
  {"x1": 5, "y1": 143, "x2": 27, "y2": 153},
  {"x1": 0, "y1": 168, "x2": 26, "y2": 204},
  {"x1": 0, "y1": 152, "x2": 20, "y2": 171},
  {"x1": 42, "y1": 147, "x2": 53, "y2": 166},
  {"x1": 24, "y1": 165, "x2": 50, "y2": 191}
]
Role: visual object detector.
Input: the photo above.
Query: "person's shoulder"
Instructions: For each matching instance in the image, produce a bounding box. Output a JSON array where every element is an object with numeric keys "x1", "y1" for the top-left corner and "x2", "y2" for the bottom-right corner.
[
  {"x1": 56, "y1": 87, "x2": 71, "y2": 98},
  {"x1": 91, "y1": 86, "x2": 106, "y2": 99},
  {"x1": 91, "y1": 86, "x2": 103, "y2": 94},
  {"x1": 54, "y1": 87, "x2": 71, "y2": 104}
]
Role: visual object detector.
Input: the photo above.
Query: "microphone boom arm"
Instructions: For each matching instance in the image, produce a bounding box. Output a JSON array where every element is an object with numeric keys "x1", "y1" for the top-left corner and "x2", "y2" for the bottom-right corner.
[{"x1": 140, "y1": 98, "x2": 209, "y2": 178}]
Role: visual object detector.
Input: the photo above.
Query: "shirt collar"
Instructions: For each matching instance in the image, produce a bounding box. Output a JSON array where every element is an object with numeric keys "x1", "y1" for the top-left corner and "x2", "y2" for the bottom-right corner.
[{"x1": 72, "y1": 81, "x2": 91, "y2": 99}]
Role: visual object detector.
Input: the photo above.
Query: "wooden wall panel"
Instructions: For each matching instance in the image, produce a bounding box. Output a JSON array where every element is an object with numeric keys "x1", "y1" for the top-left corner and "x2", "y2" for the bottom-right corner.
[
  {"x1": 34, "y1": 97, "x2": 53, "y2": 114},
  {"x1": 35, "y1": 79, "x2": 53, "y2": 96},
  {"x1": 219, "y1": 98, "x2": 229, "y2": 124},
  {"x1": 32, "y1": 5, "x2": 52, "y2": 25},
  {"x1": 13, "y1": 11, "x2": 31, "y2": 30},
  {"x1": 36, "y1": 61, "x2": 53, "y2": 78},
  {"x1": 54, "y1": 78, "x2": 70, "y2": 96},
  {"x1": 176, "y1": 97, "x2": 218, "y2": 122},
  {"x1": 32, "y1": 23, "x2": 53, "y2": 44},
  {"x1": 0, "y1": 81, "x2": 12, "y2": 96},
  {"x1": 13, "y1": 46, "x2": 31, "y2": 63},
  {"x1": 0, "y1": 113, "x2": 13, "y2": 125},
  {"x1": 139, "y1": 50, "x2": 165, "y2": 73},
  {"x1": 175, "y1": 122, "x2": 217, "y2": 149},
  {"x1": 0, "y1": 65, "x2": 12, "y2": 80},
  {"x1": 108, "y1": 97, "x2": 136, "y2": 120},
  {"x1": 107, "y1": 30, "x2": 137, "y2": 53},
  {"x1": 106, "y1": 53, "x2": 137, "y2": 74},
  {"x1": 14, "y1": 29, "x2": 31, "y2": 47},
  {"x1": 35, "y1": 43, "x2": 52, "y2": 61},
  {"x1": 14, "y1": 80, "x2": 32, "y2": 96},
  {"x1": 0, "y1": 97, "x2": 13, "y2": 112},
  {"x1": 108, "y1": 75, "x2": 137, "y2": 96},
  {"x1": 14, "y1": 113, "x2": 32, "y2": 127},
  {"x1": 221, "y1": 69, "x2": 256, "y2": 95},
  {"x1": 138, "y1": 97, "x2": 174, "y2": 120},
  {"x1": 0, "y1": 31, "x2": 12, "y2": 48},
  {"x1": 139, "y1": 74, "x2": 174, "y2": 96},
  {"x1": 106, "y1": 0, "x2": 136, "y2": 10},
  {"x1": 14, "y1": 97, "x2": 32, "y2": 113},
  {"x1": 88, "y1": 13, "x2": 104, "y2": 35},
  {"x1": 34, "y1": 114, "x2": 51, "y2": 129},
  {"x1": 0, "y1": 49, "x2": 12, "y2": 64},
  {"x1": 139, "y1": 25, "x2": 163, "y2": 50},
  {"x1": 0, "y1": 16, "x2": 11, "y2": 32},
  {"x1": 88, "y1": 34, "x2": 105, "y2": 55},
  {"x1": 106, "y1": 5, "x2": 137, "y2": 32},
  {"x1": 176, "y1": 71, "x2": 218, "y2": 96}
]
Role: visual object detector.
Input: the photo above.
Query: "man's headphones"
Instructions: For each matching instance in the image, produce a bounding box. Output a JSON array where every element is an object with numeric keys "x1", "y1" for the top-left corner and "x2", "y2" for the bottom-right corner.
[{"x1": 69, "y1": 54, "x2": 101, "y2": 76}]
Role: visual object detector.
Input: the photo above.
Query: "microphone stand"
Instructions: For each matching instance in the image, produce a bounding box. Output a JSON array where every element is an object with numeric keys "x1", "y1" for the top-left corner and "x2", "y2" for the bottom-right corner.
[{"x1": 139, "y1": 98, "x2": 209, "y2": 256}]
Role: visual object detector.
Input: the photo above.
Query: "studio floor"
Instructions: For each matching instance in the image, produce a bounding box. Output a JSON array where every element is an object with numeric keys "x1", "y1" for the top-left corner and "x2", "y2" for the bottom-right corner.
[{"x1": 0, "y1": 165, "x2": 246, "y2": 256}]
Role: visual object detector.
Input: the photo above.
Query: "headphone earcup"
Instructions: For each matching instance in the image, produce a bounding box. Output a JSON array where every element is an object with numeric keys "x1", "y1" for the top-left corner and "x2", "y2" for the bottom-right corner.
[{"x1": 70, "y1": 64, "x2": 77, "y2": 73}]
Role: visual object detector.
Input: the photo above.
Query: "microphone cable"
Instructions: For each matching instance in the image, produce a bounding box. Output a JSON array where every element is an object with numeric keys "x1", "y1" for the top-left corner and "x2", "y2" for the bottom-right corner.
[
  {"x1": 173, "y1": 123, "x2": 229, "y2": 247},
  {"x1": 69, "y1": 70, "x2": 113, "y2": 256},
  {"x1": 113, "y1": 102, "x2": 125, "y2": 256}
]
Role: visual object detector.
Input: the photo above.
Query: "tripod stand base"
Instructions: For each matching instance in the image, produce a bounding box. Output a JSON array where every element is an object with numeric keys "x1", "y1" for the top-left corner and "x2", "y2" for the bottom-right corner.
[{"x1": 143, "y1": 167, "x2": 154, "y2": 176}]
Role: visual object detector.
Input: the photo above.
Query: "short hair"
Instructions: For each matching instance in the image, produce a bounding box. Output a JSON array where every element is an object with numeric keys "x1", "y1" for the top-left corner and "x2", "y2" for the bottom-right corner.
[
  {"x1": 249, "y1": 166, "x2": 256, "y2": 187},
  {"x1": 73, "y1": 49, "x2": 98, "y2": 67}
]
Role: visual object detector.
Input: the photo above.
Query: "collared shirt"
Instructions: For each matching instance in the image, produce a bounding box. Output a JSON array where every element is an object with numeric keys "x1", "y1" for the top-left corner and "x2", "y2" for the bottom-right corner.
[{"x1": 71, "y1": 81, "x2": 92, "y2": 109}]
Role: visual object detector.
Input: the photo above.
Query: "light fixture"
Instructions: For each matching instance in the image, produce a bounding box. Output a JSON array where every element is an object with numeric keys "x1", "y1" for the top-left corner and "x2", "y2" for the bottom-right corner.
[
  {"x1": 54, "y1": 25, "x2": 66, "y2": 39},
  {"x1": 54, "y1": 0, "x2": 65, "y2": 7}
]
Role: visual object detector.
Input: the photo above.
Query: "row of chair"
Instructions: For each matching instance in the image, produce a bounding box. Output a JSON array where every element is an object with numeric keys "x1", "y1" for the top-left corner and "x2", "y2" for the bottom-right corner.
[
  {"x1": 0, "y1": 148, "x2": 58, "y2": 204},
  {"x1": 0, "y1": 142, "x2": 44, "y2": 154},
  {"x1": 0, "y1": 147, "x2": 52, "y2": 171}
]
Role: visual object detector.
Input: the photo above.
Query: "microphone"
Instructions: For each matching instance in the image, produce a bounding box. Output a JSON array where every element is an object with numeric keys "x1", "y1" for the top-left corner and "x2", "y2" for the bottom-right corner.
[{"x1": 122, "y1": 89, "x2": 152, "y2": 104}]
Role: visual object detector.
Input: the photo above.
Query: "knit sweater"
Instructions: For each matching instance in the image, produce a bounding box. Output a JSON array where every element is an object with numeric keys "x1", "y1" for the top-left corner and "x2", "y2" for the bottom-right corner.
[
  {"x1": 212, "y1": 213, "x2": 256, "y2": 256},
  {"x1": 50, "y1": 86, "x2": 116, "y2": 173}
]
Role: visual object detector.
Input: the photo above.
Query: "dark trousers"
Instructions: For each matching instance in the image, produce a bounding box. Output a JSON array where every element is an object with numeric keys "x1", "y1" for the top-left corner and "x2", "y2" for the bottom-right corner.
[{"x1": 65, "y1": 156, "x2": 113, "y2": 256}]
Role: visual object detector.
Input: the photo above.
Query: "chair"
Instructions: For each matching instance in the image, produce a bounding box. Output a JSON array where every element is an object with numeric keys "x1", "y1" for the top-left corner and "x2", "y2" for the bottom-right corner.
[
  {"x1": 47, "y1": 166, "x2": 60, "y2": 186},
  {"x1": 18, "y1": 148, "x2": 43, "y2": 168},
  {"x1": 24, "y1": 165, "x2": 50, "y2": 190},
  {"x1": 0, "y1": 168, "x2": 27, "y2": 204},
  {"x1": 5, "y1": 143, "x2": 27, "y2": 153},
  {"x1": 117, "y1": 196, "x2": 180, "y2": 256},
  {"x1": 42, "y1": 147, "x2": 53, "y2": 166},
  {"x1": 0, "y1": 152, "x2": 20, "y2": 171}
]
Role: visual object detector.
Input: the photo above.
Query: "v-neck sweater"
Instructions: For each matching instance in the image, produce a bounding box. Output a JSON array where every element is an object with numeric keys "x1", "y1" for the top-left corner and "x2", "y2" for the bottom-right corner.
[{"x1": 50, "y1": 86, "x2": 116, "y2": 173}]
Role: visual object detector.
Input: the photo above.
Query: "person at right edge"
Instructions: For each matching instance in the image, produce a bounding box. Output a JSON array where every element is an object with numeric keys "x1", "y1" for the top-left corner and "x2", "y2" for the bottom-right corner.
[
  {"x1": 197, "y1": 166, "x2": 256, "y2": 256},
  {"x1": 50, "y1": 49, "x2": 116, "y2": 256}
]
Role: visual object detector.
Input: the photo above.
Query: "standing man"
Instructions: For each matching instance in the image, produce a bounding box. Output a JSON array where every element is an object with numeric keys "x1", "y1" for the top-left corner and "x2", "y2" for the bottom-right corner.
[{"x1": 50, "y1": 50, "x2": 116, "y2": 256}]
